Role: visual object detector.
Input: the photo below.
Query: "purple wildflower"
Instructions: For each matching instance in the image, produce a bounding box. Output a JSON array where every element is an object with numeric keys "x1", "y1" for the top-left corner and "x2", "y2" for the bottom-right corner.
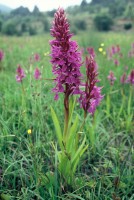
[
  {"x1": 120, "y1": 73, "x2": 127, "y2": 84},
  {"x1": 114, "y1": 59, "x2": 119, "y2": 66},
  {"x1": 50, "y1": 8, "x2": 82, "y2": 101},
  {"x1": 0, "y1": 50, "x2": 4, "y2": 61},
  {"x1": 16, "y1": 65, "x2": 26, "y2": 83},
  {"x1": 116, "y1": 45, "x2": 120, "y2": 53},
  {"x1": 34, "y1": 53, "x2": 40, "y2": 62},
  {"x1": 34, "y1": 68, "x2": 41, "y2": 80},
  {"x1": 107, "y1": 71, "x2": 116, "y2": 85},
  {"x1": 79, "y1": 56, "x2": 103, "y2": 116},
  {"x1": 111, "y1": 46, "x2": 116, "y2": 54},
  {"x1": 126, "y1": 69, "x2": 134, "y2": 85}
]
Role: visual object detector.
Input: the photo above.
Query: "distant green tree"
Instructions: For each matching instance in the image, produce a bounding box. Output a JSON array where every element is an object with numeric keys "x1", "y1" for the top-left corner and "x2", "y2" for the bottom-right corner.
[
  {"x1": 124, "y1": 23, "x2": 132, "y2": 30},
  {"x1": 91, "y1": 0, "x2": 116, "y2": 6},
  {"x1": 11, "y1": 6, "x2": 30, "y2": 16},
  {"x1": 46, "y1": 9, "x2": 56, "y2": 17},
  {"x1": 109, "y1": 2, "x2": 125, "y2": 17},
  {"x1": 21, "y1": 22, "x2": 27, "y2": 32},
  {"x1": 32, "y1": 6, "x2": 40, "y2": 16},
  {"x1": 0, "y1": 20, "x2": 2, "y2": 32},
  {"x1": 43, "y1": 18, "x2": 50, "y2": 32},
  {"x1": 80, "y1": 0, "x2": 88, "y2": 8},
  {"x1": 80, "y1": 0, "x2": 88, "y2": 11},
  {"x1": 29, "y1": 26, "x2": 36, "y2": 35},
  {"x1": 2, "y1": 21, "x2": 16, "y2": 35},
  {"x1": 124, "y1": 2, "x2": 134, "y2": 20},
  {"x1": 74, "y1": 19, "x2": 87, "y2": 30},
  {"x1": 94, "y1": 14, "x2": 113, "y2": 31}
]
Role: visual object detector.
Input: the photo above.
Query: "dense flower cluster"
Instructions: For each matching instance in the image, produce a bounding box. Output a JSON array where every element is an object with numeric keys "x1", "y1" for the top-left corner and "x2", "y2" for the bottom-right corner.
[
  {"x1": 16, "y1": 65, "x2": 26, "y2": 82},
  {"x1": 50, "y1": 8, "x2": 82, "y2": 100},
  {"x1": 79, "y1": 56, "x2": 103, "y2": 115},
  {"x1": 0, "y1": 50, "x2": 4, "y2": 61},
  {"x1": 50, "y1": 8, "x2": 103, "y2": 115}
]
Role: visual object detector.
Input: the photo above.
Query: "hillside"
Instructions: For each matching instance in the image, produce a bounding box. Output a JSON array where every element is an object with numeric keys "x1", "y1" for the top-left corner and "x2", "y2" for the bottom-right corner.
[{"x1": 0, "y1": 0, "x2": 134, "y2": 36}]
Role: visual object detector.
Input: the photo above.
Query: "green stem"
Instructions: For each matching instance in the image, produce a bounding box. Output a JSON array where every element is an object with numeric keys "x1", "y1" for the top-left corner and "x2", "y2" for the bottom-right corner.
[
  {"x1": 128, "y1": 86, "x2": 132, "y2": 115},
  {"x1": 63, "y1": 94, "x2": 69, "y2": 142},
  {"x1": 21, "y1": 81, "x2": 27, "y2": 126},
  {"x1": 79, "y1": 111, "x2": 87, "y2": 133}
]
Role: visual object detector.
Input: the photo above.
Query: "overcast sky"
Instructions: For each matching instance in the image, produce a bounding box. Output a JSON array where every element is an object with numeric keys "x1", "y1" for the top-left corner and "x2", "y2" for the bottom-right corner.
[{"x1": 0, "y1": 0, "x2": 91, "y2": 11}]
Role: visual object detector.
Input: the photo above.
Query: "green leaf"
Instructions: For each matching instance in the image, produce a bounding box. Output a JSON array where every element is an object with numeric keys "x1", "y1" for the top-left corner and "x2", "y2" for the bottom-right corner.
[
  {"x1": 106, "y1": 94, "x2": 110, "y2": 116},
  {"x1": 68, "y1": 97, "x2": 76, "y2": 127},
  {"x1": 86, "y1": 124, "x2": 95, "y2": 148},
  {"x1": 51, "y1": 107, "x2": 63, "y2": 150},
  {"x1": 87, "y1": 179, "x2": 96, "y2": 188},
  {"x1": 71, "y1": 137, "x2": 88, "y2": 172},
  {"x1": 58, "y1": 152, "x2": 71, "y2": 178},
  {"x1": 66, "y1": 115, "x2": 79, "y2": 151},
  {"x1": 128, "y1": 89, "x2": 132, "y2": 115},
  {"x1": 40, "y1": 171, "x2": 55, "y2": 189},
  {"x1": 73, "y1": 144, "x2": 88, "y2": 174},
  {"x1": 66, "y1": 193, "x2": 85, "y2": 200},
  {"x1": 118, "y1": 95, "x2": 125, "y2": 117},
  {"x1": 0, "y1": 194, "x2": 11, "y2": 200}
]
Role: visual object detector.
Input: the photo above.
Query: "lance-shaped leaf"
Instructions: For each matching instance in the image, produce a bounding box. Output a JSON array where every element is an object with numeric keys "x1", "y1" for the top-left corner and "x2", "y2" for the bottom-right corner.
[
  {"x1": 71, "y1": 137, "x2": 88, "y2": 173},
  {"x1": 66, "y1": 115, "x2": 79, "y2": 152},
  {"x1": 51, "y1": 107, "x2": 63, "y2": 150}
]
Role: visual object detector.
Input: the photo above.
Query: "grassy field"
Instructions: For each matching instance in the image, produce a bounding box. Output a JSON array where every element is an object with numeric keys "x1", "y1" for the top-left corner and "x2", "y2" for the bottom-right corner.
[{"x1": 0, "y1": 31, "x2": 134, "y2": 200}]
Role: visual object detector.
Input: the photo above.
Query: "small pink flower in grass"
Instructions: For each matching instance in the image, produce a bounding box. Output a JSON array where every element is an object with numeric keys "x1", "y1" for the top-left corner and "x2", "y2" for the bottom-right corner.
[
  {"x1": 34, "y1": 53, "x2": 40, "y2": 62},
  {"x1": 107, "y1": 71, "x2": 116, "y2": 85},
  {"x1": 50, "y1": 7, "x2": 82, "y2": 100},
  {"x1": 116, "y1": 45, "x2": 120, "y2": 53},
  {"x1": 126, "y1": 69, "x2": 134, "y2": 85},
  {"x1": 0, "y1": 50, "x2": 4, "y2": 61},
  {"x1": 16, "y1": 65, "x2": 26, "y2": 82},
  {"x1": 111, "y1": 46, "x2": 116, "y2": 54},
  {"x1": 79, "y1": 56, "x2": 103, "y2": 116},
  {"x1": 114, "y1": 59, "x2": 119, "y2": 66},
  {"x1": 120, "y1": 73, "x2": 127, "y2": 84},
  {"x1": 34, "y1": 68, "x2": 41, "y2": 80}
]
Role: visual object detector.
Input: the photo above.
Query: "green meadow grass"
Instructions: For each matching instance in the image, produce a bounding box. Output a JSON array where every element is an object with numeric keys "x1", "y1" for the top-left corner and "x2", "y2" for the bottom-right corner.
[{"x1": 0, "y1": 31, "x2": 134, "y2": 200}]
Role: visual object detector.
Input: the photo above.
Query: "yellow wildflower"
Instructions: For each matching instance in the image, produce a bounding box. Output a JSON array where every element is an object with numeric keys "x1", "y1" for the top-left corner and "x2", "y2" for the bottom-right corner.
[
  {"x1": 100, "y1": 43, "x2": 104, "y2": 47},
  {"x1": 27, "y1": 129, "x2": 32, "y2": 134},
  {"x1": 98, "y1": 48, "x2": 103, "y2": 52},
  {"x1": 44, "y1": 51, "x2": 50, "y2": 56}
]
